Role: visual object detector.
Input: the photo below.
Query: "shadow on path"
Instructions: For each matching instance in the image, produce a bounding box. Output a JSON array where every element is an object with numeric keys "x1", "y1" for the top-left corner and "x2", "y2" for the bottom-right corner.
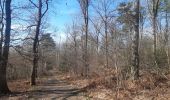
[{"x1": 1, "y1": 76, "x2": 85, "y2": 100}]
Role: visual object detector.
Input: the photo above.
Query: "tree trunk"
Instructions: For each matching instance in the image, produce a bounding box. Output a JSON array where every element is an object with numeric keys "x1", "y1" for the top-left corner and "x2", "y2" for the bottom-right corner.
[
  {"x1": 0, "y1": 0, "x2": 11, "y2": 94},
  {"x1": 0, "y1": 0, "x2": 4, "y2": 57},
  {"x1": 131, "y1": 0, "x2": 140, "y2": 80},
  {"x1": 31, "y1": 0, "x2": 42, "y2": 85},
  {"x1": 77, "y1": 0, "x2": 89, "y2": 77},
  {"x1": 153, "y1": 16, "x2": 158, "y2": 68},
  {"x1": 152, "y1": 0, "x2": 159, "y2": 68},
  {"x1": 74, "y1": 35, "x2": 78, "y2": 75},
  {"x1": 164, "y1": 2, "x2": 170, "y2": 69},
  {"x1": 84, "y1": 0, "x2": 89, "y2": 77},
  {"x1": 105, "y1": 20, "x2": 109, "y2": 68}
]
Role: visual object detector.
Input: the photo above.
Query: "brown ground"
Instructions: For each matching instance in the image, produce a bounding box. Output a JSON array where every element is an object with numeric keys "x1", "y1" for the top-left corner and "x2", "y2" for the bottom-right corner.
[
  {"x1": 0, "y1": 75, "x2": 87, "y2": 100},
  {"x1": 1, "y1": 70, "x2": 170, "y2": 100}
]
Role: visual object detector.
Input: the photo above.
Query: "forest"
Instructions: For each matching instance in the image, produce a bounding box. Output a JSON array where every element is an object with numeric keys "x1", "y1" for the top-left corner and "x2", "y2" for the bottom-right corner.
[{"x1": 0, "y1": 0, "x2": 170, "y2": 99}]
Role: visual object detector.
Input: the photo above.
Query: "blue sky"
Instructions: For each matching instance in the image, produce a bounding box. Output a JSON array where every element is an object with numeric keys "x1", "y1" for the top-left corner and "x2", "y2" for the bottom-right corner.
[
  {"x1": 50, "y1": 0, "x2": 123, "y2": 31},
  {"x1": 12, "y1": 0, "x2": 80, "y2": 42},
  {"x1": 48, "y1": 0, "x2": 124, "y2": 41},
  {"x1": 49, "y1": 0, "x2": 80, "y2": 32},
  {"x1": 48, "y1": 0, "x2": 81, "y2": 42},
  {"x1": 12, "y1": 0, "x2": 124, "y2": 42}
]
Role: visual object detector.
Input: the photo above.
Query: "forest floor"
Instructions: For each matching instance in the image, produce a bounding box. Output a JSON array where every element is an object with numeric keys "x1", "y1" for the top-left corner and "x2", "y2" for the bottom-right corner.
[
  {"x1": 65, "y1": 70, "x2": 170, "y2": 100},
  {"x1": 1, "y1": 70, "x2": 170, "y2": 100},
  {"x1": 0, "y1": 71, "x2": 88, "y2": 100}
]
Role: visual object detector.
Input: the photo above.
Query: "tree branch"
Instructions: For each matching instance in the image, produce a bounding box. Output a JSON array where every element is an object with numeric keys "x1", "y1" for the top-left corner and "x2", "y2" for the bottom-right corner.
[{"x1": 29, "y1": 0, "x2": 38, "y2": 8}]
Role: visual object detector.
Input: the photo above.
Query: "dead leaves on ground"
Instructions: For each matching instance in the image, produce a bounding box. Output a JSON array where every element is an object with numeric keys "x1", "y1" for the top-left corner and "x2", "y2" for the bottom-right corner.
[{"x1": 67, "y1": 70, "x2": 170, "y2": 100}]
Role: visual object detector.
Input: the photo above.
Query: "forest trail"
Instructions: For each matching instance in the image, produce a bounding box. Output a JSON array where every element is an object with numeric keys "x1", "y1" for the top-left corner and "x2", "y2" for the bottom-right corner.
[
  {"x1": 1, "y1": 70, "x2": 170, "y2": 100},
  {"x1": 0, "y1": 72, "x2": 87, "y2": 100}
]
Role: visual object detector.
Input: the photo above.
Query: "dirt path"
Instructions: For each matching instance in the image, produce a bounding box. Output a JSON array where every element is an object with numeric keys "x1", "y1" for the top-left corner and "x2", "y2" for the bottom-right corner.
[{"x1": 0, "y1": 75, "x2": 87, "y2": 100}]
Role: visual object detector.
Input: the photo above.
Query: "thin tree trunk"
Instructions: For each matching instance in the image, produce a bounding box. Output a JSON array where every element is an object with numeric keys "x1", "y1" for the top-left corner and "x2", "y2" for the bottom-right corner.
[
  {"x1": 73, "y1": 29, "x2": 78, "y2": 75},
  {"x1": 131, "y1": 0, "x2": 140, "y2": 80},
  {"x1": 153, "y1": 16, "x2": 158, "y2": 68},
  {"x1": 96, "y1": 30, "x2": 99, "y2": 66},
  {"x1": 105, "y1": 20, "x2": 109, "y2": 68},
  {"x1": 164, "y1": 4, "x2": 170, "y2": 69},
  {"x1": 152, "y1": 0, "x2": 159, "y2": 68},
  {"x1": 31, "y1": 0, "x2": 42, "y2": 85},
  {"x1": 77, "y1": 0, "x2": 89, "y2": 77},
  {"x1": 84, "y1": 0, "x2": 89, "y2": 77},
  {"x1": 104, "y1": 0, "x2": 109, "y2": 68}
]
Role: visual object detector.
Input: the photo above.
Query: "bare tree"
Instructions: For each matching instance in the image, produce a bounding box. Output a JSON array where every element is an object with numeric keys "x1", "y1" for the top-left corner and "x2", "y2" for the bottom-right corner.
[
  {"x1": 0, "y1": 0, "x2": 12, "y2": 93},
  {"x1": 92, "y1": 0, "x2": 115, "y2": 68},
  {"x1": 147, "y1": 0, "x2": 160, "y2": 67},
  {"x1": 77, "y1": 0, "x2": 89, "y2": 77},
  {"x1": 70, "y1": 21, "x2": 79, "y2": 75},
  {"x1": 90, "y1": 18, "x2": 102, "y2": 65},
  {"x1": 163, "y1": 0, "x2": 170, "y2": 69},
  {"x1": 131, "y1": 0, "x2": 140, "y2": 80},
  {"x1": 0, "y1": 0, "x2": 5, "y2": 57},
  {"x1": 29, "y1": 0, "x2": 49, "y2": 85}
]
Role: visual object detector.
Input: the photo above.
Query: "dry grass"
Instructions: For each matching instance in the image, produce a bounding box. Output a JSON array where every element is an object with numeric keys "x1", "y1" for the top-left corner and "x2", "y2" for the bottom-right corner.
[
  {"x1": 8, "y1": 79, "x2": 31, "y2": 92},
  {"x1": 7, "y1": 77, "x2": 48, "y2": 93},
  {"x1": 67, "y1": 69, "x2": 170, "y2": 100}
]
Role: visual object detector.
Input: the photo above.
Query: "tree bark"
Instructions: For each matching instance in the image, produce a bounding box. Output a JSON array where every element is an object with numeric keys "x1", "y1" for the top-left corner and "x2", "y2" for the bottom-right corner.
[
  {"x1": 164, "y1": 1, "x2": 170, "y2": 69},
  {"x1": 131, "y1": 0, "x2": 140, "y2": 80},
  {"x1": 0, "y1": 0, "x2": 4, "y2": 57},
  {"x1": 153, "y1": 16, "x2": 158, "y2": 67},
  {"x1": 73, "y1": 33, "x2": 78, "y2": 75},
  {"x1": 152, "y1": 0, "x2": 159, "y2": 68},
  {"x1": 105, "y1": 20, "x2": 109, "y2": 68},
  {"x1": 77, "y1": 0, "x2": 89, "y2": 77},
  {"x1": 31, "y1": 0, "x2": 42, "y2": 85},
  {"x1": 0, "y1": 0, "x2": 11, "y2": 93},
  {"x1": 84, "y1": 0, "x2": 89, "y2": 77}
]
